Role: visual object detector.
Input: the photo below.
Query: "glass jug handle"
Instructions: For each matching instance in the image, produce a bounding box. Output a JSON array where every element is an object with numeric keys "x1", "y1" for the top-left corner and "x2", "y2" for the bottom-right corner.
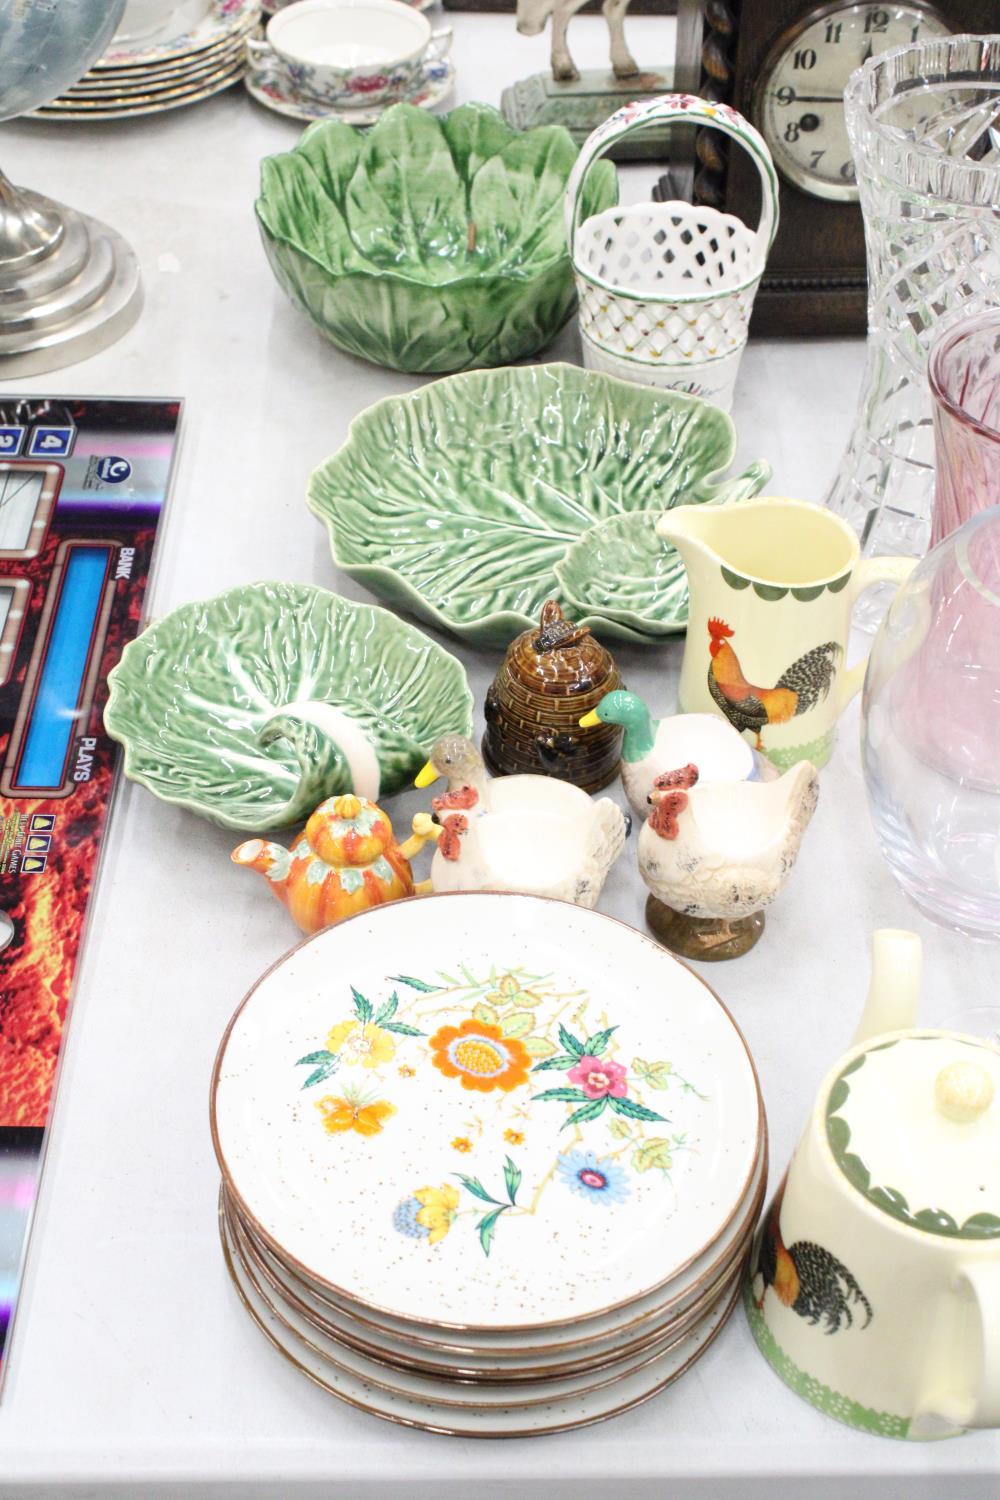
[{"x1": 839, "y1": 555, "x2": 918, "y2": 708}]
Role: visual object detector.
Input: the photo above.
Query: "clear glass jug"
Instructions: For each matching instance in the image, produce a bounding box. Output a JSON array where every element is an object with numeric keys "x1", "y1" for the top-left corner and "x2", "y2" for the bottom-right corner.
[
  {"x1": 827, "y1": 37, "x2": 1000, "y2": 622},
  {"x1": 862, "y1": 506, "x2": 1000, "y2": 940}
]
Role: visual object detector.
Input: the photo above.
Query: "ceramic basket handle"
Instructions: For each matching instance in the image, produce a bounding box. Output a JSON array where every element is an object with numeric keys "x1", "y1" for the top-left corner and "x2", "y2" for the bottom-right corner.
[
  {"x1": 954, "y1": 1263, "x2": 1000, "y2": 1428},
  {"x1": 564, "y1": 94, "x2": 780, "y2": 250},
  {"x1": 839, "y1": 555, "x2": 919, "y2": 709}
]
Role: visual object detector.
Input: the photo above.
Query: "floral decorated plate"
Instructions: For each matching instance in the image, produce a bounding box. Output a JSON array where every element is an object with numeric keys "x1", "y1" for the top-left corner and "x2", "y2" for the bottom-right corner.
[
  {"x1": 103, "y1": 581, "x2": 472, "y2": 831},
  {"x1": 224, "y1": 1189, "x2": 743, "y2": 1404},
  {"x1": 307, "y1": 364, "x2": 770, "y2": 646},
  {"x1": 220, "y1": 1198, "x2": 742, "y2": 1435},
  {"x1": 98, "y1": 0, "x2": 260, "y2": 67},
  {"x1": 211, "y1": 892, "x2": 761, "y2": 1331},
  {"x1": 227, "y1": 1181, "x2": 755, "y2": 1379}
]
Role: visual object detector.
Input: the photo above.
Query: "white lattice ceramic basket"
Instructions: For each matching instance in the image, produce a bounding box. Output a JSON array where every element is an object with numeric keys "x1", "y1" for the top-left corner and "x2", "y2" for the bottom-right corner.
[{"x1": 565, "y1": 96, "x2": 780, "y2": 412}]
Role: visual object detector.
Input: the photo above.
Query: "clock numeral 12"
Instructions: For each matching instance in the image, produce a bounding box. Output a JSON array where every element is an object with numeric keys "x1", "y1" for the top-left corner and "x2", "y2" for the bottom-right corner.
[{"x1": 865, "y1": 7, "x2": 890, "y2": 33}]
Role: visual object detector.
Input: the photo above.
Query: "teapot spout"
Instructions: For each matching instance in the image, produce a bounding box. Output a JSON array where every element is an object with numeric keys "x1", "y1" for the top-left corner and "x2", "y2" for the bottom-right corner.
[
  {"x1": 232, "y1": 838, "x2": 293, "y2": 890},
  {"x1": 850, "y1": 928, "x2": 922, "y2": 1047}
]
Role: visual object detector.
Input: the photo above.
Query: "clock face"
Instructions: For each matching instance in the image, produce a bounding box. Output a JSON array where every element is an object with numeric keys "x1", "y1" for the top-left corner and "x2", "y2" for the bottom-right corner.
[{"x1": 755, "y1": 3, "x2": 950, "y2": 201}]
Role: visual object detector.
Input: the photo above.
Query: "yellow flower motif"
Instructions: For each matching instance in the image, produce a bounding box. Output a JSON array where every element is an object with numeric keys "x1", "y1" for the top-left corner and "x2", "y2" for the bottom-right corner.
[
  {"x1": 414, "y1": 1184, "x2": 460, "y2": 1245},
  {"x1": 398, "y1": 1064, "x2": 415, "y2": 1078},
  {"x1": 484, "y1": 974, "x2": 540, "y2": 1012},
  {"x1": 326, "y1": 1018, "x2": 396, "y2": 1069},
  {"x1": 451, "y1": 1136, "x2": 473, "y2": 1153},
  {"x1": 504, "y1": 1129, "x2": 525, "y2": 1146}
]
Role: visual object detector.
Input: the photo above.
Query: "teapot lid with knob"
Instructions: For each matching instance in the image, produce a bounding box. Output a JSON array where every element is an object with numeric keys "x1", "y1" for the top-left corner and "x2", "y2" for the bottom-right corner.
[{"x1": 820, "y1": 928, "x2": 1000, "y2": 1241}]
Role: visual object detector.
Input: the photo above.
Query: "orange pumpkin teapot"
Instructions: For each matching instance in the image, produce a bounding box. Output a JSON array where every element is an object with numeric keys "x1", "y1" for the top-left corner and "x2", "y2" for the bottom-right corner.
[{"x1": 232, "y1": 794, "x2": 435, "y2": 934}]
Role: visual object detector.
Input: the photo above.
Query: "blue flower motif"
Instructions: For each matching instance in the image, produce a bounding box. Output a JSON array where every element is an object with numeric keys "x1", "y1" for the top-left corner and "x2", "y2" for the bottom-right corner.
[
  {"x1": 557, "y1": 1149, "x2": 629, "y2": 1205},
  {"x1": 392, "y1": 1195, "x2": 430, "y2": 1239}
]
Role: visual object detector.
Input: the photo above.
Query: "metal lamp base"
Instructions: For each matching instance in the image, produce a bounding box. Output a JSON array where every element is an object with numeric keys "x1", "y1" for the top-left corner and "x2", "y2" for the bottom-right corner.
[{"x1": 0, "y1": 174, "x2": 141, "y2": 378}]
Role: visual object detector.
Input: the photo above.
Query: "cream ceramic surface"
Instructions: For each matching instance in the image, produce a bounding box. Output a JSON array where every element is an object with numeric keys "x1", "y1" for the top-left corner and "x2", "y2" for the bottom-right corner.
[
  {"x1": 221, "y1": 1199, "x2": 742, "y2": 1436},
  {"x1": 212, "y1": 893, "x2": 761, "y2": 1332},
  {"x1": 749, "y1": 929, "x2": 1000, "y2": 1440},
  {"x1": 639, "y1": 762, "x2": 819, "y2": 922},
  {"x1": 226, "y1": 1194, "x2": 745, "y2": 1406},
  {"x1": 416, "y1": 738, "x2": 626, "y2": 908},
  {"x1": 657, "y1": 498, "x2": 917, "y2": 769},
  {"x1": 226, "y1": 1139, "x2": 764, "y2": 1370}
]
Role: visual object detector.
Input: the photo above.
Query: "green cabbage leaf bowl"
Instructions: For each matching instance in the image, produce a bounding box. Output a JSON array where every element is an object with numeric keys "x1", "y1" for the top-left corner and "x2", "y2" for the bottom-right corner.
[
  {"x1": 308, "y1": 364, "x2": 771, "y2": 646},
  {"x1": 104, "y1": 582, "x2": 473, "y2": 831},
  {"x1": 255, "y1": 102, "x2": 617, "y2": 374}
]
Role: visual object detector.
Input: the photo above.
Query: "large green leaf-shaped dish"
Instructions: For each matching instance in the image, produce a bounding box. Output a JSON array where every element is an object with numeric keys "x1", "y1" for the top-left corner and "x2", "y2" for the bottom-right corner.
[
  {"x1": 103, "y1": 583, "x2": 473, "y2": 831},
  {"x1": 255, "y1": 102, "x2": 617, "y2": 374},
  {"x1": 307, "y1": 363, "x2": 771, "y2": 646}
]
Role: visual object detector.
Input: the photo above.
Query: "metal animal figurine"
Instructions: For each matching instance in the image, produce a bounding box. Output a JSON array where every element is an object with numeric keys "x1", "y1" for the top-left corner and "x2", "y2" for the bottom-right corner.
[{"x1": 515, "y1": 0, "x2": 639, "y2": 85}]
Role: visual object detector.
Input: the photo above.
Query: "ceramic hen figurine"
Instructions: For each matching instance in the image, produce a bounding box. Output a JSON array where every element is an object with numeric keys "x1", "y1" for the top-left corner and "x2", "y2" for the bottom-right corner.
[
  {"x1": 638, "y1": 759, "x2": 819, "y2": 959},
  {"x1": 580, "y1": 691, "x2": 755, "y2": 818},
  {"x1": 232, "y1": 793, "x2": 437, "y2": 934},
  {"x1": 414, "y1": 735, "x2": 627, "y2": 908}
]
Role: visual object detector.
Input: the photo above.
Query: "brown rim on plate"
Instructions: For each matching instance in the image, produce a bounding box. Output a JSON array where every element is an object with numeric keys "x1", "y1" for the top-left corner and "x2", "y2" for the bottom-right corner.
[
  {"x1": 211, "y1": 889, "x2": 765, "y2": 1334},
  {"x1": 219, "y1": 1193, "x2": 743, "y2": 1439},
  {"x1": 222, "y1": 1193, "x2": 744, "y2": 1414},
  {"x1": 225, "y1": 1129, "x2": 766, "y2": 1363},
  {"x1": 224, "y1": 1185, "x2": 754, "y2": 1387}
]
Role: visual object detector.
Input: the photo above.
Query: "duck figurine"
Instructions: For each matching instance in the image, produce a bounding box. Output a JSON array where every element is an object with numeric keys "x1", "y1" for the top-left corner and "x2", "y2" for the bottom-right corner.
[
  {"x1": 414, "y1": 735, "x2": 627, "y2": 908},
  {"x1": 231, "y1": 793, "x2": 437, "y2": 934},
  {"x1": 638, "y1": 759, "x2": 819, "y2": 960},
  {"x1": 580, "y1": 691, "x2": 756, "y2": 819}
]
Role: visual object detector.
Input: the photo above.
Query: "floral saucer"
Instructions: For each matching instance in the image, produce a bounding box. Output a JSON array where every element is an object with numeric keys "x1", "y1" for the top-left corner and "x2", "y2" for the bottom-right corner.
[
  {"x1": 99, "y1": 0, "x2": 260, "y2": 67},
  {"x1": 245, "y1": 56, "x2": 454, "y2": 124}
]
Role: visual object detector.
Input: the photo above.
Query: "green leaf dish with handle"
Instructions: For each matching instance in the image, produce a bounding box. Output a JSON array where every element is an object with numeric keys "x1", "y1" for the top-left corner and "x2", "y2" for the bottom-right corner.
[
  {"x1": 307, "y1": 362, "x2": 771, "y2": 647},
  {"x1": 103, "y1": 582, "x2": 474, "y2": 832},
  {"x1": 254, "y1": 101, "x2": 617, "y2": 374}
]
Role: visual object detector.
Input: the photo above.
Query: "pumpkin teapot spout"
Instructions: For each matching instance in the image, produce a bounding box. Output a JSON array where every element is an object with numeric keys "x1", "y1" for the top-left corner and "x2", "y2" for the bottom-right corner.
[{"x1": 850, "y1": 927, "x2": 923, "y2": 1047}]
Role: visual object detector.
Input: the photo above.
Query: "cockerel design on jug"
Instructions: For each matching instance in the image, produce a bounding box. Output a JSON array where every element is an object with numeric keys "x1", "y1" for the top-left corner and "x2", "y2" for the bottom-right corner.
[{"x1": 706, "y1": 618, "x2": 841, "y2": 756}]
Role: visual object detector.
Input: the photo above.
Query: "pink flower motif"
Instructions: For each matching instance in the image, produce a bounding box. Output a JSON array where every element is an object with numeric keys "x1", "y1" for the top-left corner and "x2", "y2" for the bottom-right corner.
[
  {"x1": 568, "y1": 1055, "x2": 627, "y2": 1100},
  {"x1": 349, "y1": 74, "x2": 389, "y2": 94}
]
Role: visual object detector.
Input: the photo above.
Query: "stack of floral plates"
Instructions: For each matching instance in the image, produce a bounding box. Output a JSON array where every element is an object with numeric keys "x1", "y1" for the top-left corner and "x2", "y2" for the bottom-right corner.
[
  {"x1": 31, "y1": 0, "x2": 260, "y2": 123},
  {"x1": 212, "y1": 892, "x2": 766, "y2": 1435}
]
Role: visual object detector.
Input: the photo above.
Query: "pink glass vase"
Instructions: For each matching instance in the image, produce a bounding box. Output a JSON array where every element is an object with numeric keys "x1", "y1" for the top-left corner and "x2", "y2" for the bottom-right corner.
[{"x1": 929, "y1": 312, "x2": 1000, "y2": 548}]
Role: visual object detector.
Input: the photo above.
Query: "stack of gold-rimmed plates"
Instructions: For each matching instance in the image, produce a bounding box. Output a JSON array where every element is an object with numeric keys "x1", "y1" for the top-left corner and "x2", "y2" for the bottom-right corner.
[
  {"x1": 211, "y1": 892, "x2": 766, "y2": 1436},
  {"x1": 31, "y1": 0, "x2": 260, "y2": 122}
]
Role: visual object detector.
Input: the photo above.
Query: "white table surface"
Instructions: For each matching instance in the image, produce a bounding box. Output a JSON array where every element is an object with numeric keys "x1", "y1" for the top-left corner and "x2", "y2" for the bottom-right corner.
[{"x1": 0, "y1": 10, "x2": 997, "y2": 1497}]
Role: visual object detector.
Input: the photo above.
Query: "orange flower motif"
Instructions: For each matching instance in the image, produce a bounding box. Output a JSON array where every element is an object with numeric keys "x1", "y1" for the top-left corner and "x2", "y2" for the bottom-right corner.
[
  {"x1": 429, "y1": 1018, "x2": 531, "y2": 1094},
  {"x1": 317, "y1": 1093, "x2": 396, "y2": 1137},
  {"x1": 504, "y1": 1129, "x2": 525, "y2": 1146},
  {"x1": 451, "y1": 1136, "x2": 473, "y2": 1153}
]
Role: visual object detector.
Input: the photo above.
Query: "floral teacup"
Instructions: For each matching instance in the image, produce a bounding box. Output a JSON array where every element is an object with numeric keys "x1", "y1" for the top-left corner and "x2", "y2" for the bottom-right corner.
[{"x1": 246, "y1": 0, "x2": 452, "y2": 109}]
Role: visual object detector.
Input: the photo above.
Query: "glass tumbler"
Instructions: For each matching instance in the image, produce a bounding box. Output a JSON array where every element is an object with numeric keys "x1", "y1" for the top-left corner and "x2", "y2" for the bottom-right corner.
[
  {"x1": 827, "y1": 37, "x2": 1000, "y2": 620},
  {"x1": 929, "y1": 312, "x2": 1000, "y2": 548},
  {"x1": 862, "y1": 507, "x2": 1000, "y2": 940}
]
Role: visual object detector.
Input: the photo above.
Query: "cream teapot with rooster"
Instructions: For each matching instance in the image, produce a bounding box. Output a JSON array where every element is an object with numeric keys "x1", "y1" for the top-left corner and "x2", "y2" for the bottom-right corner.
[
  {"x1": 656, "y1": 498, "x2": 915, "y2": 770},
  {"x1": 748, "y1": 929, "x2": 1000, "y2": 1440}
]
